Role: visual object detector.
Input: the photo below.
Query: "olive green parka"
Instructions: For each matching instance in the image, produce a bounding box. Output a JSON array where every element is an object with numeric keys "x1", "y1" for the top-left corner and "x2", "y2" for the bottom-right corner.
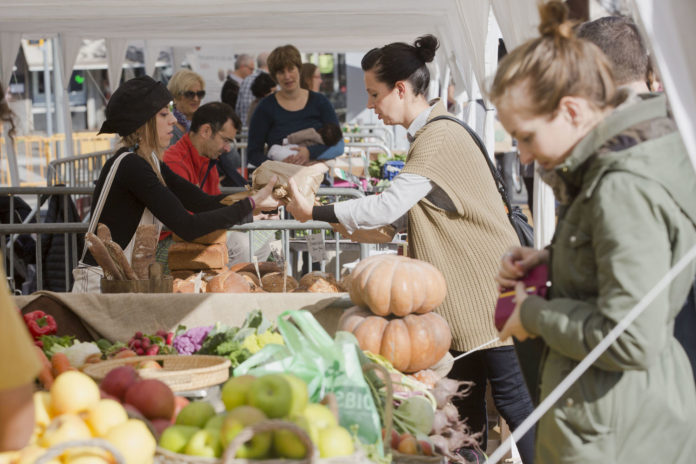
[{"x1": 521, "y1": 93, "x2": 696, "y2": 463}]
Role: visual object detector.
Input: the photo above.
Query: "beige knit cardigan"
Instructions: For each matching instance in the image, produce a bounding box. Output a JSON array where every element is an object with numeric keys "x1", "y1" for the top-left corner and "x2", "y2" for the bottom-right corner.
[{"x1": 400, "y1": 102, "x2": 518, "y2": 351}]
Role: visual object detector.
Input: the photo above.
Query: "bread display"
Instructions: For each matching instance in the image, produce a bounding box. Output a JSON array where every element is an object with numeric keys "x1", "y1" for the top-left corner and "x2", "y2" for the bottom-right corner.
[{"x1": 168, "y1": 242, "x2": 228, "y2": 271}]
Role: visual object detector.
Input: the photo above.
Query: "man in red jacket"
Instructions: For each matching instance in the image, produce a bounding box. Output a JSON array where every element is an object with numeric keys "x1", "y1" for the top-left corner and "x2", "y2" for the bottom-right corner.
[
  {"x1": 164, "y1": 102, "x2": 272, "y2": 266},
  {"x1": 164, "y1": 102, "x2": 240, "y2": 195}
]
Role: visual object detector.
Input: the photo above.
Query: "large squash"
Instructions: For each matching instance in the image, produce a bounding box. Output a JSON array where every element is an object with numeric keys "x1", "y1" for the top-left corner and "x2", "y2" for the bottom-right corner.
[
  {"x1": 338, "y1": 306, "x2": 452, "y2": 373},
  {"x1": 349, "y1": 255, "x2": 447, "y2": 316}
]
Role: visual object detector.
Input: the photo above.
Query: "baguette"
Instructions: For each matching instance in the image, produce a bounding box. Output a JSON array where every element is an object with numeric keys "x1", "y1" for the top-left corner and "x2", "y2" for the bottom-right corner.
[
  {"x1": 85, "y1": 232, "x2": 124, "y2": 280},
  {"x1": 104, "y1": 240, "x2": 138, "y2": 280},
  {"x1": 96, "y1": 223, "x2": 112, "y2": 242},
  {"x1": 132, "y1": 224, "x2": 159, "y2": 279}
]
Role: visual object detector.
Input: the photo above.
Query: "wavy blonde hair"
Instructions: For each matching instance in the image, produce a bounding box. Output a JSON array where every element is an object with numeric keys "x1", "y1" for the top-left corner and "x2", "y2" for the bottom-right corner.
[
  {"x1": 490, "y1": 1, "x2": 622, "y2": 115},
  {"x1": 121, "y1": 115, "x2": 165, "y2": 184}
]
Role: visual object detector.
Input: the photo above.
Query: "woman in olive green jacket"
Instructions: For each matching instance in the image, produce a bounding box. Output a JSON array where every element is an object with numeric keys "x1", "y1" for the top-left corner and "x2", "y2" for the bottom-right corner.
[{"x1": 490, "y1": 2, "x2": 696, "y2": 463}]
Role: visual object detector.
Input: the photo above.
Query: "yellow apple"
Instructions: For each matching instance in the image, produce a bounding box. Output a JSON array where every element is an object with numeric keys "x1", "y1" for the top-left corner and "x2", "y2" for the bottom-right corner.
[
  {"x1": 297, "y1": 403, "x2": 337, "y2": 443},
  {"x1": 33, "y1": 391, "x2": 52, "y2": 427},
  {"x1": 104, "y1": 419, "x2": 156, "y2": 464},
  {"x1": 39, "y1": 414, "x2": 92, "y2": 448},
  {"x1": 85, "y1": 398, "x2": 128, "y2": 437},
  {"x1": 317, "y1": 425, "x2": 354, "y2": 458},
  {"x1": 51, "y1": 371, "x2": 101, "y2": 415},
  {"x1": 14, "y1": 445, "x2": 61, "y2": 464}
]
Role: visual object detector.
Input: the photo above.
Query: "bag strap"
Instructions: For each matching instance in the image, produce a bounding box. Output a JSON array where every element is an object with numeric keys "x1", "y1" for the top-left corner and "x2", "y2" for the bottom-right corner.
[
  {"x1": 424, "y1": 114, "x2": 515, "y2": 218},
  {"x1": 79, "y1": 151, "x2": 131, "y2": 262}
]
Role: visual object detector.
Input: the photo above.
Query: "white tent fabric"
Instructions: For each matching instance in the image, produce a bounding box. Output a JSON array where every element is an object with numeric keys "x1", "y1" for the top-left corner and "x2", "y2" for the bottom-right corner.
[
  {"x1": 60, "y1": 35, "x2": 83, "y2": 88},
  {"x1": 492, "y1": 0, "x2": 541, "y2": 50},
  {"x1": 1, "y1": 31, "x2": 21, "y2": 87},
  {"x1": 105, "y1": 38, "x2": 128, "y2": 91}
]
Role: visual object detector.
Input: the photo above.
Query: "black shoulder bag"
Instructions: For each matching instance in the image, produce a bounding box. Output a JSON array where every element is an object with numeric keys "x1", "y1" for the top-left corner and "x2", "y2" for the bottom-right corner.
[{"x1": 425, "y1": 115, "x2": 534, "y2": 247}]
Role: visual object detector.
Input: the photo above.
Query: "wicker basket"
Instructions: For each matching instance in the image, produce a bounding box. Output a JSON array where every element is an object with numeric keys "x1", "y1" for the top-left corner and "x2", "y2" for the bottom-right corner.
[
  {"x1": 83, "y1": 355, "x2": 231, "y2": 392},
  {"x1": 36, "y1": 439, "x2": 125, "y2": 464}
]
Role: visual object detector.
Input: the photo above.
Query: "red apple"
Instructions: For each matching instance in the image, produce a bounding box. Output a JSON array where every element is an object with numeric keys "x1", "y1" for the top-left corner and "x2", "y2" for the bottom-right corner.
[
  {"x1": 100, "y1": 366, "x2": 140, "y2": 401},
  {"x1": 419, "y1": 440, "x2": 434, "y2": 456},
  {"x1": 171, "y1": 395, "x2": 190, "y2": 423},
  {"x1": 125, "y1": 379, "x2": 175, "y2": 421},
  {"x1": 150, "y1": 418, "x2": 172, "y2": 439}
]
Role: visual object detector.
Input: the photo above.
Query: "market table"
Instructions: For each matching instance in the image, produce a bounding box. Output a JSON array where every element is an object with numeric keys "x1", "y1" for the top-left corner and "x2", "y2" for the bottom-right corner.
[{"x1": 13, "y1": 291, "x2": 354, "y2": 342}]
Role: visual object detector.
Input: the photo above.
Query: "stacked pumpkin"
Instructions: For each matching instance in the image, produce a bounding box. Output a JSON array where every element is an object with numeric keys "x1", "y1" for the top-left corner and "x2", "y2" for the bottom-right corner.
[{"x1": 338, "y1": 255, "x2": 452, "y2": 373}]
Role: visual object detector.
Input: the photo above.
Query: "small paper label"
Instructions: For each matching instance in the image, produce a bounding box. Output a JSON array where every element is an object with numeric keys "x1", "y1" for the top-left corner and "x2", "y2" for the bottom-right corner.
[{"x1": 307, "y1": 233, "x2": 327, "y2": 263}]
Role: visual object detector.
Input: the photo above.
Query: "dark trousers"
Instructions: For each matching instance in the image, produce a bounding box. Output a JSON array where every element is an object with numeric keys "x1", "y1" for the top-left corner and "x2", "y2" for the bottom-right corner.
[
  {"x1": 675, "y1": 279, "x2": 696, "y2": 385},
  {"x1": 449, "y1": 346, "x2": 536, "y2": 464}
]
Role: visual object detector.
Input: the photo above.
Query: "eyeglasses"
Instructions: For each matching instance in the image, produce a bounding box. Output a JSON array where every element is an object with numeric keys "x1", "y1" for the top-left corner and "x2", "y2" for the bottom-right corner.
[{"x1": 181, "y1": 90, "x2": 206, "y2": 100}]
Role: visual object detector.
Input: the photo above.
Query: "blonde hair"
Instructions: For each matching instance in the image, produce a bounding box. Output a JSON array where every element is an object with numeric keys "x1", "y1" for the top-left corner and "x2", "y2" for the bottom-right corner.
[
  {"x1": 490, "y1": 1, "x2": 621, "y2": 115},
  {"x1": 167, "y1": 69, "x2": 205, "y2": 98},
  {"x1": 121, "y1": 116, "x2": 165, "y2": 184}
]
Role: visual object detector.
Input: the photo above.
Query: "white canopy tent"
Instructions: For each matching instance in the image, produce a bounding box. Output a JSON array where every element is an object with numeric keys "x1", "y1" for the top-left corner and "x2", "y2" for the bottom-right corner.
[{"x1": 1, "y1": 0, "x2": 696, "y2": 250}]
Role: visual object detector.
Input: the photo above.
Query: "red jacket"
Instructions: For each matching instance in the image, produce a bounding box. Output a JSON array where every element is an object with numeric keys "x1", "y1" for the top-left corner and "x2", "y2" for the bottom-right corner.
[{"x1": 163, "y1": 134, "x2": 221, "y2": 195}]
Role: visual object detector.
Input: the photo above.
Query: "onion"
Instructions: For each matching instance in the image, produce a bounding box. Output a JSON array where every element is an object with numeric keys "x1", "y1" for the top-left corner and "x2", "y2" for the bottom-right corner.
[
  {"x1": 432, "y1": 409, "x2": 449, "y2": 435},
  {"x1": 431, "y1": 378, "x2": 473, "y2": 408},
  {"x1": 443, "y1": 402, "x2": 460, "y2": 423}
]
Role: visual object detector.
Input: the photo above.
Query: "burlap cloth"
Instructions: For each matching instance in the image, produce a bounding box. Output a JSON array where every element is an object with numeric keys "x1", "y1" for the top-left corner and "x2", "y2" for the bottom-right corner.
[{"x1": 14, "y1": 291, "x2": 353, "y2": 343}]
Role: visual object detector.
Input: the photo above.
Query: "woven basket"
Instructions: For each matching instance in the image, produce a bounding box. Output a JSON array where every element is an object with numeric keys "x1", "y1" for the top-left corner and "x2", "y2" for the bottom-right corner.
[
  {"x1": 362, "y1": 363, "x2": 446, "y2": 464},
  {"x1": 83, "y1": 355, "x2": 231, "y2": 392},
  {"x1": 36, "y1": 439, "x2": 125, "y2": 464}
]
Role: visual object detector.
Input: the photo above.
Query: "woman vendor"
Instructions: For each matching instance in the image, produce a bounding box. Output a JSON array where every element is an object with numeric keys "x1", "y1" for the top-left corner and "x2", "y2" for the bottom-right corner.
[
  {"x1": 72, "y1": 76, "x2": 279, "y2": 292},
  {"x1": 285, "y1": 35, "x2": 535, "y2": 463}
]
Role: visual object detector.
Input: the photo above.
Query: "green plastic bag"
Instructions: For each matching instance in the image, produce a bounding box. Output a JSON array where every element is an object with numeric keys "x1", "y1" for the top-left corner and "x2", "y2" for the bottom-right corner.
[{"x1": 234, "y1": 310, "x2": 383, "y2": 454}]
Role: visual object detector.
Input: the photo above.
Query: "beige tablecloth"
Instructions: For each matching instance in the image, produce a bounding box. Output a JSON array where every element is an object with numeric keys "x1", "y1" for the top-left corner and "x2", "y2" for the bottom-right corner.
[{"x1": 14, "y1": 291, "x2": 354, "y2": 342}]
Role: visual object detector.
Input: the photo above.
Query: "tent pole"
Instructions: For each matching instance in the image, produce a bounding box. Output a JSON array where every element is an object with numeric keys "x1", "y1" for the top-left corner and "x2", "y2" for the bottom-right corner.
[
  {"x1": 42, "y1": 41, "x2": 53, "y2": 137},
  {"x1": 52, "y1": 34, "x2": 74, "y2": 158},
  {"x1": 4, "y1": 126, "x2": 20, "y2": 186}
]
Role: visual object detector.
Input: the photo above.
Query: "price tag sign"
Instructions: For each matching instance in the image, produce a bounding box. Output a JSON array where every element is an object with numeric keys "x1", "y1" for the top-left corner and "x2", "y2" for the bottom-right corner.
[{"x1": 307, "y1": 232, "x2": 327, "y2": 263}]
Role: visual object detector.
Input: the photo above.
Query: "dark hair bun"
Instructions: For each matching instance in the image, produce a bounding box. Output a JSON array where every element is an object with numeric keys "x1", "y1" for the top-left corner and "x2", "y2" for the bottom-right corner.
[
  {"x1": 538, "y1": 1, "x2": 574, "y2": 39},
  {"x1": 414, "y1": 35, "x2": 439, "y2": 63}
]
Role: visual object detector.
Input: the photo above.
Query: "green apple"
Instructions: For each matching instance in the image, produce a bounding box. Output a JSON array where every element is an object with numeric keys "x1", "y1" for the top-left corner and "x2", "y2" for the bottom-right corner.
[
  {"x1": 184, "y1": 429, "x2": 222, "y2": 457},
  {"x1": 204, "y1": 413, "x2": 226, "y2": 432},
  {"x1": 248, "y1": 374, "x2": 292, "y2": 418},
  {"x1": 282, "y1": 374, "x2": 309, "y2": 417},
  {"x1": 221, "y1": 375, "x2": 256, "y2": 411},
  {"x1": 158, "y1": 425, "x2": 200, "y2": 454},
  {"x1": 317, "y1": 425, "x2": 354, "y2": 458},
  {"x1": 273, "y1": 427, "x2": 309, "y2": 459},
  {"x1": 298, "y1": 403, "x2": 338, "y2": 443},
  {"x1": 175, "y1": 401, "x2": 216, "y2": 428},
  {"x1": 220, "y1": 405, "x2": 271, "y2": 458}
]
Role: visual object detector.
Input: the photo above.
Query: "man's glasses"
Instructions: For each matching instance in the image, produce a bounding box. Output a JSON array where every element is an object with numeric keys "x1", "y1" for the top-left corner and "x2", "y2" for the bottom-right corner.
[{"x1": 181, "y1": 90, "x2": 206, "y2": 100}]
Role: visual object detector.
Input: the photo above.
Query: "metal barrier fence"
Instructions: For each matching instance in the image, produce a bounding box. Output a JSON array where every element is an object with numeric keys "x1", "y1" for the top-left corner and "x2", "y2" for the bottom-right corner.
[
  {"x1": 1, "y1": 186, "x2": 379, "y2": 294},
  {"x1": 0, "y1": 132, "x2": 116, "y2": 187}
]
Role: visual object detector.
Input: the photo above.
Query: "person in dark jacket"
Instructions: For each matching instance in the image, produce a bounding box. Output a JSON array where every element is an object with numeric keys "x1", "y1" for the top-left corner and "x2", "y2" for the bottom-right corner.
[{"x1": 492, "y1": 2, "x2": 696, "y2": 463}]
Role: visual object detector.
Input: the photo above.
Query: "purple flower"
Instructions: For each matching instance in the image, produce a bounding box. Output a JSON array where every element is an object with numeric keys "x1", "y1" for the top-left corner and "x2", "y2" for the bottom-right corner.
[{"x1": 173, "y1": 325, "x2": 213, "y2": 355}]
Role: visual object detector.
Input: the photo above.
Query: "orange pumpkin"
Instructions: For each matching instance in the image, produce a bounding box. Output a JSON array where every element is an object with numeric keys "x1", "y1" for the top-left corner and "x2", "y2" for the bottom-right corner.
[
  {"x1": 349, "y1": 255, "x2": 447, "y2": 316},
  {"x1": 338, "y1": 306, "x2": 452, "y2": 373}
]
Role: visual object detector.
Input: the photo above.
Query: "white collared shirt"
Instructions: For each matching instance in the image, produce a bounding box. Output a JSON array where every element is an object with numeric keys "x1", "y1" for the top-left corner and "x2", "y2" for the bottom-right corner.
[{"x1": 334, "y1": 102, "x2": 455, "y2": 234}]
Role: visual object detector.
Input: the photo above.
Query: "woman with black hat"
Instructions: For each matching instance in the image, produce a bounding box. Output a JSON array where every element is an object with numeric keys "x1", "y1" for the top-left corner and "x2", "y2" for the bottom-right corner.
[{"x1": 72, "y1": 75, "x2": 279, "y2": 292}]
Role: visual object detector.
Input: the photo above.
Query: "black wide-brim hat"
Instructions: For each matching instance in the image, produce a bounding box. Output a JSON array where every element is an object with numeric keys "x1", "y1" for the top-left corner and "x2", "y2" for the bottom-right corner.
[{"x1": 98, "y1": 75, "x2": 172, "y2": 136}]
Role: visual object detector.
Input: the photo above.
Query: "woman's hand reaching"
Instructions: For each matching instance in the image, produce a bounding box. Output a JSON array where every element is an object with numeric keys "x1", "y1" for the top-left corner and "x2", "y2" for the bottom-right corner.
[
  {"x1": 284, "y1": 178, "x2": 313, "y2": 222},
  {"x1": 495, "y1": 247, "x2": 549, "y2": 289},
  {"x1": 250, "y1": 176, "x2": 281, "y2": 214}
]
